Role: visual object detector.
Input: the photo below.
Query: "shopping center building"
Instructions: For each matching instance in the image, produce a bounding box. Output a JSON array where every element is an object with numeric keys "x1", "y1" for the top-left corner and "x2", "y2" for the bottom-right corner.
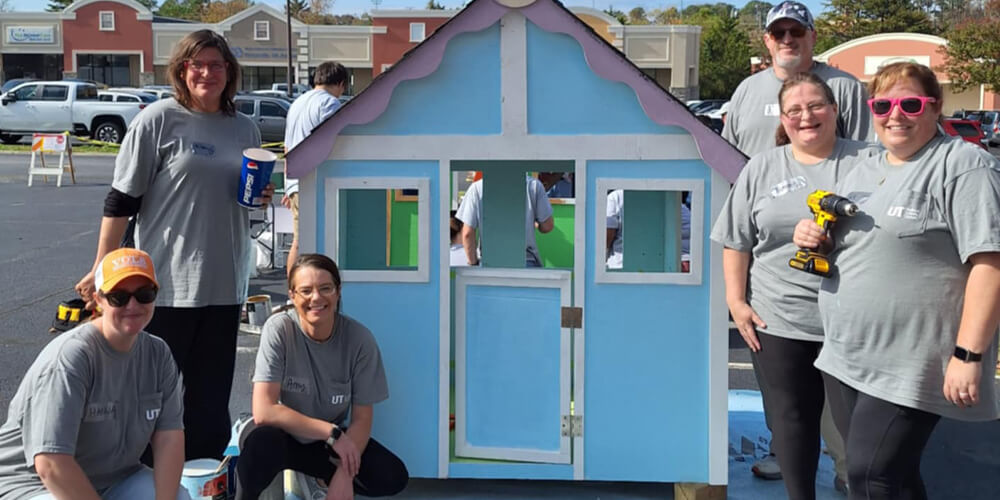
[{"x1": 0, "y1": 0, "x2": 703, "y2": 98}]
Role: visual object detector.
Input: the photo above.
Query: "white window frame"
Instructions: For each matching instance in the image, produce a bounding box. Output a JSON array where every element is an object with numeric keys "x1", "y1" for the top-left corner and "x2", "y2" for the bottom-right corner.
[
  {"x1": 594, "y1": 178, "x2": 704, "y2": 285},
  {"x1": 99, "y1": 11, "x2": 115, "y2": 31},
  {"x1": 409, "y1": 22, "x2": 425, "y2": 43},
  {"x1": 253, "y1": 21, "x2": 270, "y2": 41},
  {"x1": 324, "y1": 177, "x2": 430, "y2": 283}
]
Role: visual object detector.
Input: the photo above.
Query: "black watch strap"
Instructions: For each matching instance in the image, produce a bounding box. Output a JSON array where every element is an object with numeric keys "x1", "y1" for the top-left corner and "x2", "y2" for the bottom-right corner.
[
  {"x1": 954, "y1": 346, "x2": 982, "y2": 362},
  {"x1": 326, "y1": 425, "x2": 343, "y2": 447}
]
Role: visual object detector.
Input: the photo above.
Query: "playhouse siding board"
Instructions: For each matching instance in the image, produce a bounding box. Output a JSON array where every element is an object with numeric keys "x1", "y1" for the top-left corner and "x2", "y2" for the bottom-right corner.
[
  {"x1": 290, "y1": 0, "x2": 744, "y2": 483},
  {"x1": 62, "y1": 1, "x2": 153, "y2": 72}
]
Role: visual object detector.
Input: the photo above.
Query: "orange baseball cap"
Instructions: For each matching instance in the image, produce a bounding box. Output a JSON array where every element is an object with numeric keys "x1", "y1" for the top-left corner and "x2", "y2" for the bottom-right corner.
[{"x1": 94, "y1": 248, "x2": 159, "y2": 293}]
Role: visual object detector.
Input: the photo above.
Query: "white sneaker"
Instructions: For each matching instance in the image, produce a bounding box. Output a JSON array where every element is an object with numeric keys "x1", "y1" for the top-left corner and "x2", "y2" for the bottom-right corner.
[{"x1": 751, "y1": 453, "x2": 782, "y2": 480}]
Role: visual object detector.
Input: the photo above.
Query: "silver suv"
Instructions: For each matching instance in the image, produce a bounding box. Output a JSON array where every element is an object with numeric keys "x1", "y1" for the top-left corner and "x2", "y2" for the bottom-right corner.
[{"x1": 234, "y1": 94, "x2": 290, "y2": 143}]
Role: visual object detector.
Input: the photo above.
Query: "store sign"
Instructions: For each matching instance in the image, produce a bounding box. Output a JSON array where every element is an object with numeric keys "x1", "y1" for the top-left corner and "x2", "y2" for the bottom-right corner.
[
  {"x1": 6, "y1": 26, "x2": 55, "y2": 44},
  {"x1": 230, "y1": 46, "x2": 289, "y2": 60}
]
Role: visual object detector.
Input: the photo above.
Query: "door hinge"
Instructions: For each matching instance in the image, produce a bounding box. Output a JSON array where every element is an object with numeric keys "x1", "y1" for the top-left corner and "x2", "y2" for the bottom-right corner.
[
  {"x1": 561, "y1": 306, "x2": 582, "y2": 329},
  {"x1": 561, "y1": 414, "x2": 583, "y2": 437}
]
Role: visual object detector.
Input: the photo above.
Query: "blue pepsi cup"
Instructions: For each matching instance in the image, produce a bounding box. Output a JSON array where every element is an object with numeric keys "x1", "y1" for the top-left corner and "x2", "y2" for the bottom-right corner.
[{"x1": 238, "y1": 148, "x2": 277, "y2": 208}]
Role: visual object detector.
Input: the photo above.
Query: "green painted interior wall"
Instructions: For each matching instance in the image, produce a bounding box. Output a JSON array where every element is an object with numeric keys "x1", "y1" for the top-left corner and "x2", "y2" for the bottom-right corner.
[
  {"x1": 389, "y1": 195, "x2": 419, "y2": 267},
  {"x1": 339, "y1": 189, "x2": 387, "y2": 270},
  {"x1": 621, "y1": 190, "x2": 681, "y2": 272},
  {"x1": 535, "y1": 203, "x2": 574, "y2": 268}
]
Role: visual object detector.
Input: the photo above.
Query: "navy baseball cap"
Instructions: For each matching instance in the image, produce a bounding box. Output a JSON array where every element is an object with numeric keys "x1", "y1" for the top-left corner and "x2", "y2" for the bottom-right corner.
[{"x1": 765, "y1": 1, "x2": 815, "y2": 31}]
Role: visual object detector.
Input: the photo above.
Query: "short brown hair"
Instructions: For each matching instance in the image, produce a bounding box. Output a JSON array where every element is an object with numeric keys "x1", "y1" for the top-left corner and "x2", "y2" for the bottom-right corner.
[
  {"x1": 867, "y1": 62, "x2": 942, "y2": 110},
  {"x1": 775, "y1": 72, "x2": 838, "y2": 146},
  {"x1": 288, "y1": 254, "x2": 342, "y2": 292},
  {"x1": 167, "y1": 30, "x2": 240, "y2": 115}
]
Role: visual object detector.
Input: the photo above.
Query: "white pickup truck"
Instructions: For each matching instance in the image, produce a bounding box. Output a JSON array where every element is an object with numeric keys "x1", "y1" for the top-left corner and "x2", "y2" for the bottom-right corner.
[{"x1": 0, "y1": 81, "x2": 144, "y2": 144}]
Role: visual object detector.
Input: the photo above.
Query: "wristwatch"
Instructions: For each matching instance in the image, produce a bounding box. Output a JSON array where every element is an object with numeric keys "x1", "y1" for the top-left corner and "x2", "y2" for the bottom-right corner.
[
  {"x1": 953, "y1": 346, "x2": 983, "y2": 363},
  {"x1": 326, "y1": 425, "x2": 343, "y2": 447}
]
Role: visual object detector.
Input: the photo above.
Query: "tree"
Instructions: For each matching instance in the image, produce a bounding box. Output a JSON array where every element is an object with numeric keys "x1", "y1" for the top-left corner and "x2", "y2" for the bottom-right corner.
[
  {"x1": 604, "y1": 5, "x2": 627, "y2": 24},
  {"x1": 940, "y1": 0, "x2": 1000, "y2": 92},
  {"x1": 0, "y1": 0, "x2": 12, "y2": 12},
  {"x1": 46, "y1": 0, "x2": 73, "y2": 11},
  {"x1": 648, "y1": 7, "x2": 681, "y2": 24},
  {"x1": 738, "y1": 1, "x2": 773, "y2": 63},
  {"x1": 817, "y1": 0, "x2": 934, "y2": 50},
  {"x1": 628, "y1": 7, "x2": 650, "y2": 24},
  {"x1": 157, "y1": 0, "x2": 206, "y2": 20},
  {"x1": 201, "y1": 0, "x2": 250, "y2": 23},
  {"x1": 698, "y1": 9, "x2": 753, "y2": 98},
  {"x1": 426, "y1": 0, "x2": 446, "y2": 9},
  {"x1": 287, "y1": 0, "x2": 309, "y2": 18}
]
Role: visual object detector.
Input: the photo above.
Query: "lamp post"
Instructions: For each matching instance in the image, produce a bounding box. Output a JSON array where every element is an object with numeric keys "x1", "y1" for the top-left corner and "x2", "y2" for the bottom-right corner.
[{"x1": 286, "y1": 0, "x2": 294, "y2": 98}]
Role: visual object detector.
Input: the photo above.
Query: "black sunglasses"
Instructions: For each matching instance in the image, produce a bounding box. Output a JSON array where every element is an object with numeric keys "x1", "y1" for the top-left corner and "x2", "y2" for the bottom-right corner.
[
  {"x1": 101, "y1": 286, "x2": 158, "y2": 307},
  {"x1": 769, "y1": 26, "x2": 808, "y2": 39}
]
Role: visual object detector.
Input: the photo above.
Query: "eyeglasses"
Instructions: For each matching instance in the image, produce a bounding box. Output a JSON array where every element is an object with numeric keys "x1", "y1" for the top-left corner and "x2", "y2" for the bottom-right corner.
[
  {"x1": 769, "y1": 26, "x2": 808, "y2": 39},
  {"x1": 867, "y1": 96, "x2": 936, "y2": 117},
  {"x1": 101, "y1": 286, "x2": 158, "y2": 307},
  {"x1": 185, "y1": 60, "x2": 228, "y2": 74},
  {"x1": 292, "y1": 285, "x2": 338, "y2": 298},
  {"x1": 782, "y1": 101, "x2": 830, "y2": 119}
]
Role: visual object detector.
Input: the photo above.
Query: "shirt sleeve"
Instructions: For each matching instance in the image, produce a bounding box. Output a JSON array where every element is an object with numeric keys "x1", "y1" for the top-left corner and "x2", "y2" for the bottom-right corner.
[
  {"x1": 943, "y1": 160, "x2": 1000, "y2": 262},
  {"x1": 350, "y1": 327, "x2": 389, "y2": 406},
  {"x1": 710, "y1": 162, "x2": 758, "y2": 252},
  {"x1": 722, "y1": 87, "x2": 742, "y2": 146},
  {"x1": 606, "y1": 190, "x2": 622, "y2": 229},
  {"x1": 253, "y1": 315, "x2": 288, "y2": 383},
  {"x1": 455, "y1": 182, "x2": 480, "y2": 228},
  {"x1": 155, "y1": 345, "x2": 185, "y2": 432},
  {"x1": 111, "y1": 113, "x2": 160, "y2": 198},
  {"x1": 532, "y1": 179, "x2": 554, "y2": 223},
  {"x1": 20, "y1": 365, "x2": 89, "y2": 463}
]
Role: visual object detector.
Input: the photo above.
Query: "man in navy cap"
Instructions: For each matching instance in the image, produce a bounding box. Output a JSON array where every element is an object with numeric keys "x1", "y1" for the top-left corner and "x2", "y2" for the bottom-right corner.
[
  {"x1": 722, "y1": 1, "x2": 863, "y2": 493},
  {"x1": 723, "y1": 1, "x2": 872, "y2": 156}
]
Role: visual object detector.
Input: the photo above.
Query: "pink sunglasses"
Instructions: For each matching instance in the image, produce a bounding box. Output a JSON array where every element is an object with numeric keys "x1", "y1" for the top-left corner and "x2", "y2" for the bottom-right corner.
[{"x1": 867, "y1": 96, "x2": 936, "y2": 117}]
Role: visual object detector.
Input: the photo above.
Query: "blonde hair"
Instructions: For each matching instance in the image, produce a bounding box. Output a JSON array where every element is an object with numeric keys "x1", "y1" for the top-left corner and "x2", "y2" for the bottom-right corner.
[
  {"x1": 167, "y1": 30, "x2": 240, "y2": 115},
  {"x1": 867, "y1": 62, "x2": 942, "y2": 110}
]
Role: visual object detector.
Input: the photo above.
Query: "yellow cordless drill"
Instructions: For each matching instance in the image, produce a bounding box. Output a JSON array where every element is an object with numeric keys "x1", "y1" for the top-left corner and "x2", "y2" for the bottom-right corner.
[{"x1": 788, "y1": 190, "x2": 859, "y2": 277}]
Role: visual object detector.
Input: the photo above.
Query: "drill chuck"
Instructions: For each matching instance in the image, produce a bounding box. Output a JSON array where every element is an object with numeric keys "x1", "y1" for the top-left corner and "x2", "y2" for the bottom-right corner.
[{"x1": 820, "y1": 195, "x2": 859, "y2": 217}]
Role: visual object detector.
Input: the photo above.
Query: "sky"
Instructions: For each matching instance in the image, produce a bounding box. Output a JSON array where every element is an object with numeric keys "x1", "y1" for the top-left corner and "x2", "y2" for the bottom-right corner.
[{"x1": 6, "y1": 0, "x2": 830, "y2": 18}]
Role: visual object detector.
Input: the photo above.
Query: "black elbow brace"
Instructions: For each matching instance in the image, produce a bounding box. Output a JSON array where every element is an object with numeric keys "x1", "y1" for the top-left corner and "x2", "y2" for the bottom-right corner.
[{"x1": 103, "y1": 188, "x2": 142, "y2": 217}]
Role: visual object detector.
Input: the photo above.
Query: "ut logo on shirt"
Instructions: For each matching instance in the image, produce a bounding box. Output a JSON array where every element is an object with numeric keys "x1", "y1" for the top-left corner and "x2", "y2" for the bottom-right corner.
[
  {"x1": 770, "y1": 176, "x2": 808, "y2": 198},
  {"x1": 887, "y1": 206, "x2": 920, "y2": 220},
  {"x1": 146, "y1": 408, "x2": 161, "y2": 421},
  {"x1": 331, "y1": 394, "x2": 347, "y2": 405}
]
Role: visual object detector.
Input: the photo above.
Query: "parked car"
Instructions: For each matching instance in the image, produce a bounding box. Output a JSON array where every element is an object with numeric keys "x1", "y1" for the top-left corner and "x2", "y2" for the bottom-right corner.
[
  {"x1": 142, "y1": 85, "x2": 175, "y2": 100},
  {"x1": 234, "y1": 94, "x2": 290, "y2": 143},
  {"x1": 0, "y1": 81, "x2": 144, "y2": 144},
  {"x1": 941, "y1": 118, "x2": 987, "y2": 150},
  {"x1": 99, "y1": 89, "x2": 157, "y2": 106},
  {"x1": 271, "y1": 82, "x2": 309, "y2": 98},
  {"x1": 690, "y1": 99, "x2": 727, "y2": 114},
  {"x1": 952, "y1": 109, "x2": 999, "y2": 146},
  {"x1": 249, "y1": 89, "x2": 295, "y2": 101},
  {"x1": 1, "y1": 78, "x2": 36, "y2": 94},
  {"x1": 338, "y1": 95, "x2": 353, "y2": 105}
]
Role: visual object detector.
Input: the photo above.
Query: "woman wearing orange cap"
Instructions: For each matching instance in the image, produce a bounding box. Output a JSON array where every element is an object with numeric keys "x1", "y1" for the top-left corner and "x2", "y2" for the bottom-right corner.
[{"x1": 0, "y1": 249, "x2": 188, "y2": 500}]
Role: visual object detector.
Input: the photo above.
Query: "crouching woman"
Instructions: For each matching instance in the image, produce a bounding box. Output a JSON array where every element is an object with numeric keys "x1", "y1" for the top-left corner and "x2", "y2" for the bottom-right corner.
[
  {"x1": 0, "y1": 248, "x2": 187, "y2": 500},
  {"x1": 236, "y1": 254, "x2": 408, "y2": 500}
]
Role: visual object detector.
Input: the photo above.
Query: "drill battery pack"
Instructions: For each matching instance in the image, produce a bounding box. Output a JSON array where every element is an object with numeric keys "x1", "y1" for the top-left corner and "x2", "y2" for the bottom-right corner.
[{"x1": 50, "y1": 298, "x2": 93, "y2": 333}]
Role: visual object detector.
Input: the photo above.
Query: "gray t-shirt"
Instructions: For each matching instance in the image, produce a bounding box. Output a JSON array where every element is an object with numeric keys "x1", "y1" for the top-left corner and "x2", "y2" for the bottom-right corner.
[
  {"x1": 253, "y1": 311, "x2": 389, "y2": 439},
  {"x1": 711, "y1": 139, "x2": 878, "y2": 341},
  {"x1": 455, "y1": 177, "x2": 554, "y2": 266},
  {"x1": 113, "y1": 98, "x2": 261, "y2": 307},
  {"x1": 283, "y1": 88, "x2": 341, "y2": 196},
  {"x1": 723, "y1": 63, "x2": 874, "y2": 157},
  {"x1": 0, "y1": 324, "x2": 183, "y2": 498},
  {"x1": 816, "y1": 134, "x2": 1000, "y2": 420}
]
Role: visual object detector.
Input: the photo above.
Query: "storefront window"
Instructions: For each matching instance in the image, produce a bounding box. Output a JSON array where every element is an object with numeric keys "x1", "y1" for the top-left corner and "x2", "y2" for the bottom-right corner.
[
  {"x1": 1, "y1": 54, "x2": 63, "y2": 82},
  {"x1": 240, "y1": 66, "x2": 287, "y2": 92},
  {"x1": 77, "y1": 54, "x2": 132, "y2": 87}
]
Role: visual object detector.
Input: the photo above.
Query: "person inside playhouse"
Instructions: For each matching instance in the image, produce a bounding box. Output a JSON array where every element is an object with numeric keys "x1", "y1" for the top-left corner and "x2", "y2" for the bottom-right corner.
[
  {"x1": 235, "y1": 254, "x2": 408, "y2": 500},
  {"x1": 456, "y1": 172, "x2": 557, "y2": 267}
]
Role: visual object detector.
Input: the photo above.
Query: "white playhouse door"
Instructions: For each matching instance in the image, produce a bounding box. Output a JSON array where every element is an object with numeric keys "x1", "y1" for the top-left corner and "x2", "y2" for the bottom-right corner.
[{"x1": 454, "y1": 268, "x2": 572, "y2": 464}]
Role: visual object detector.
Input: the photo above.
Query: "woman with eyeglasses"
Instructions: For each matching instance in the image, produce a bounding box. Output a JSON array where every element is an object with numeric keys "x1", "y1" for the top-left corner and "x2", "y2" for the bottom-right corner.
[
  {"x1": 74, "y1": 29, "x2": 270, "y2": 461},
  {"x1": 235, "y1": 254, "x2": 408, "y2": 500},
  {"x1": 712, "y1": 72, "x2": 878, "y2": 500},
  {"x1": 794, "y1": 61, "x2": 1000, "y2": 499},
  {"x1": 0, "y1": 249, "x2": 189, "y2": 500}
]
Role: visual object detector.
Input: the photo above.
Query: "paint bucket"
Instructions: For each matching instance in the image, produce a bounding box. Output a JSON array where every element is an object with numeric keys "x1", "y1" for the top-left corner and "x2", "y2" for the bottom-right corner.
[
  {"x1": 181, "y1": 458, "x2": 229, "y2": 500},
  {"x1": 246, "y1": 294, "x2": 272, "y2": 327}
]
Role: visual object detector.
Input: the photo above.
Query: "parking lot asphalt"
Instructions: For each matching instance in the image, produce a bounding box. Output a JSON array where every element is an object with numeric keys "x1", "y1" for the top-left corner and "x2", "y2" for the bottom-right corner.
[{"x1": 0, "y1": 152, "x2": 998, "y2": 499}]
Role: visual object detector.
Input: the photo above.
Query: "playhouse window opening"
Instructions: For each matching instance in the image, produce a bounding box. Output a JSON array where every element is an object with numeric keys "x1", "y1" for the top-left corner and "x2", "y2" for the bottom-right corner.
[
  {"x1": 450, "y1": 168, "x2": 575, "y2": 270},
  {"x1": 337, "y1": 188, "x2": 420, "y2": 271},
  {"x1": 605, "y1": 189, "x2": 692, "y2": 273}
]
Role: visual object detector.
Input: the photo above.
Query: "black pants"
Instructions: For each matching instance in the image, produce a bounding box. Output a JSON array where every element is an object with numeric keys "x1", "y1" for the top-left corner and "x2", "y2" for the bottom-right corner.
[
  {"x1": 753, "y1": 332, "x2": 827, "y2": 500},
  {"x1": 823, "y1": 373, "x2": 941, "y2": 500},
  {"x1": 234, "y1": 424, "x2": 409, "y2": 499},
  {"x1": 145, "y1": 305, "x2": 241, "y2": 460}
]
